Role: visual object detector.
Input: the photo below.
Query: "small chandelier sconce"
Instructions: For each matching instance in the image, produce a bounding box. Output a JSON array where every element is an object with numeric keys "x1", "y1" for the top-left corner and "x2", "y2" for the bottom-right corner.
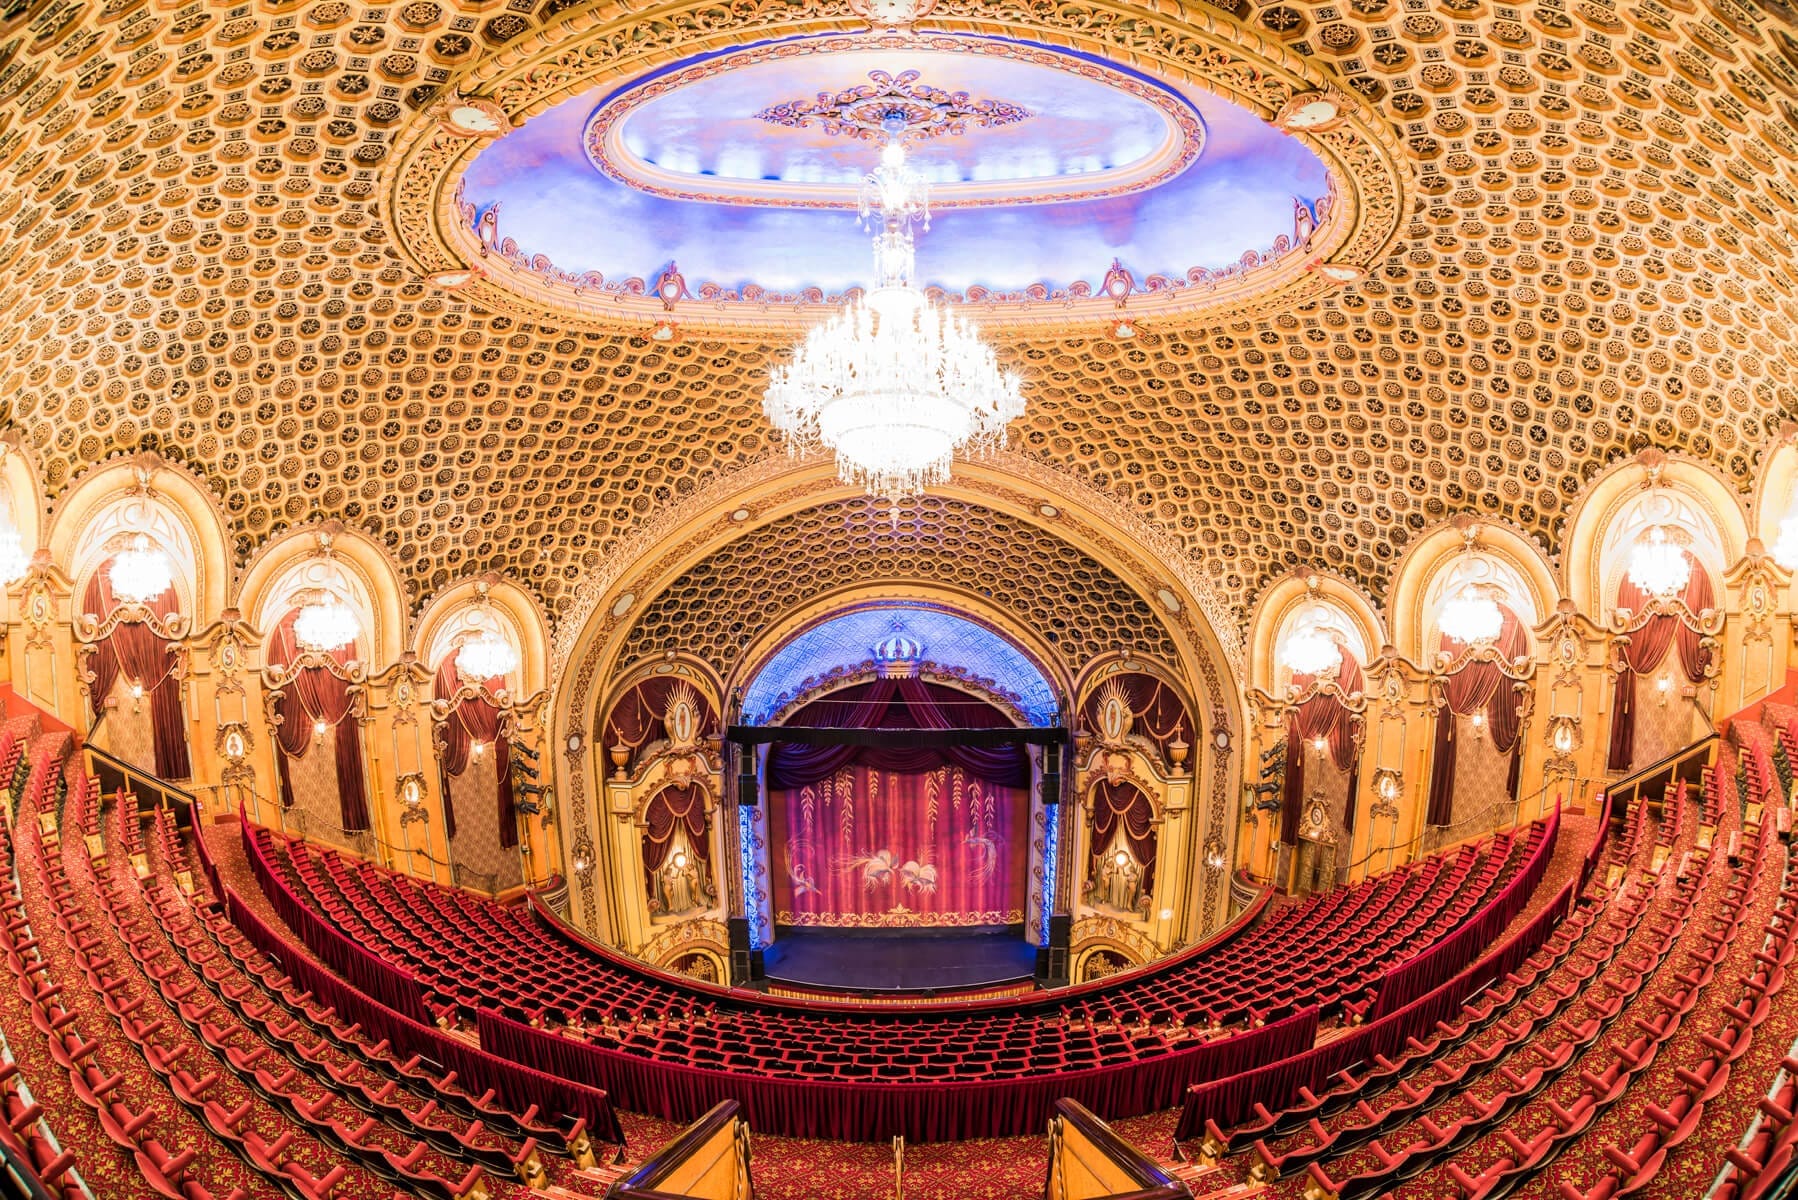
[
  {"x1": 312, "y1": 718, "x2": 330, "y2": 744},
  {"x1": 1656, "y1": 674, "x2": 1678, "y2": 707},
  {"x1": 455, "y1": 580, "x2": 519, "y2": 682},
  {"x1": 1771, "y1": 496, "x2": 1798, "y2": 572},
  {"x1": 219, "y1": 722, "x2": 250, "y2": 764},
  {"x1": 1202, "y1": 836, "x2": 1228, "y2": 873},
  {"x1": 397, "y1": 773, "x2": 430, "y2": 827},
  {"x1": 1468, "y1": 710, "x2": 1487, "y2": 737},
  {"x1": 110, "y1": 533, "x2": 173, "y2": 606},
  {"x1": 571, "y1": 835, "x2": 596, "y2": 882},
  {"x1": 1546, "y1": 713, "x2": 1581, "y2": 762},
  {"x1": 1626, "y1": 525, "x2": 1692, "y2": 599},
  {"x1": 0, "y1": 516, "x2": 27, "y2": 586},
  {"x1": 128, "y1": 680, "x2": 145, "y2": 714},
  {"x1": 1370, "y1": 767, "x2": 1403, "y2": 820},
  {"x1": 292, "y1": 532, "x2": 361, "y2": 657},
  {"x1": 471, "y1": 740, "x2": 488, "y2": 761}
]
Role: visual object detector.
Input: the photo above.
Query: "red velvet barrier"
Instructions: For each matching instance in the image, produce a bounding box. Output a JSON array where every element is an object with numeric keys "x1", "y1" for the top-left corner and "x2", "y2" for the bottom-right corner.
[
  {"x1": 223, "y1": 888, "x2": 625, "y2": 1146},
  {"x1": 1370, "y1": 806, "x2": 1559, "y2": 1019},
  {"x1": 1176, "y1": 874, "x2": 1578, "y2": 1140},
  {"x1": 240, "y1": 820, "x2": 432, "y2": 1025},
  {"x1": 480, "y1": 1004, "x2": 1316, "y2": 1143}
]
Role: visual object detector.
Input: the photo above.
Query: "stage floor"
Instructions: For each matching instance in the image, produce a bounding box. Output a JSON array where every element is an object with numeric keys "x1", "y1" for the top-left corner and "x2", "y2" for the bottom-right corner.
[{"x1": 763, "y1": 926, "x2": 1038, "y2": 994}]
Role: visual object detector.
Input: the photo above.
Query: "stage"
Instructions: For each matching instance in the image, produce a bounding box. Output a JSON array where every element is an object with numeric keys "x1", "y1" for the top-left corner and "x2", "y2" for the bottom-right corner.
[{"x1": 762, "y1": 925, "x2": 1038, "y2": 994}]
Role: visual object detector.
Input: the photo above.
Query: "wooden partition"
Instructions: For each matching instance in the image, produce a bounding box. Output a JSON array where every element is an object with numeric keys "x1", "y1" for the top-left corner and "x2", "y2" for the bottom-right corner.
[
  {"x1": 1046, "y1": 1099, "x2": 1187, "y2": 1200},
  {"x1": 612, "y1": 1100, "x2": 752, "y2": 1200}
]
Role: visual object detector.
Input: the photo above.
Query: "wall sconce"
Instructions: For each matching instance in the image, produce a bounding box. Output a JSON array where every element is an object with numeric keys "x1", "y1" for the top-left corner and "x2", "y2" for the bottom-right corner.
[
  {"x1": 1370, "y1": 767, "x2": 1403, "y2": 820},
  {"x1": 312, "y1": 718, "x2": 329, "y2": 742},
  {"x1": 129, "y1": 680, "x2": 145, "y2": 713},
  {"x1": 571, "y1": 835, "x2": 595, "y2": 882},
  {"x1": 396, "y1": 773, "x2": 429, "y2": 826},
  {"x1": 221, "y1": 724, "x2": 247, "y2": 762},
  {"x1": 1202, "y1": 837, "x2": 1227, "y2": 872},
  {"x1": 1311, "y1": 735, "x2": 1328, "y2": 753},
  {"x1": 1469, "y1": 711, "x2": 1486, "y2": 735},
  {"x1": 1547, "y1": 714, "x2": 1581, "y2": 759},
  {"x1": 472, "y1": 740, "x2": 487, "y2": 761},
  {"x1": 1656, "y1": 675, "x2": 1674, "y2": 707}
]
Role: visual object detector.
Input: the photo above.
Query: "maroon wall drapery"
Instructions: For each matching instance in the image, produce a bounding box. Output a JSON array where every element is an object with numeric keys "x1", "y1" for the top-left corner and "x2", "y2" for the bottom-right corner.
[
  {"x1": 83, "y1": 568, "x2": 191, "y2": 780},
  {"x1": 766, "y1": 678, "x2": 1029, "y2": 790},
  {"x1": 1090, "y1": 779, "x2": 1158, "y2": 893},
  {"x1": 435, "y1": 657, "x2": 515, "y2": 848},
  {"x1": 1425, "y1": 609, "x2": 1527, "y2": 826},
  {"x1": 1077, "y1": 672, "x2": 1194, "y2": 764},
  {"x1": 269, "y1": 610, "x2": 370, "y2": 833},
  {"x1": 642, "y1": 784, "x2": 709, "y2": 874},
  {"x1": 771, "y1": 762, "x2": 1026, "y2": 926},
  {"x1": 1280, "y1": 657, "x2": 1362, "y2": 843},
  {"x1": 1606, "y1": 558, "x2": 1714, "y2": 770}
]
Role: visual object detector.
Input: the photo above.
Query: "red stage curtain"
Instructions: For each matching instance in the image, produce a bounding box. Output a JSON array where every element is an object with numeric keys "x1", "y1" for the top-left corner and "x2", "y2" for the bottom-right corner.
[
  {"x1": 83, "y1": 569, "x2": 191, "y2": 780},
  {"x1": 1607, "y1": 558, "x2": 1714, "y2": 770},
  {"x1": 435, "y1": 657, "x2": 514, "y2": 848},
  {"x1": 1280, "y1": 656, "x2": 1362, "y2": 844},
  {"x1": 1425, "y1": 609, "x2": 1527, "y2": 826},
  {"x1": 1090, "y1": 780, "x2": 1158, "y2": 893},
  {"x1": 771, "y1": 763, "x2": 1026, "y2": 927},
  {"x1": 269, "y1": 611, "x2": 370, "y2": 833},
  {"x1": 766, "y1": 678, "x2": 1029, "y2": 790}
]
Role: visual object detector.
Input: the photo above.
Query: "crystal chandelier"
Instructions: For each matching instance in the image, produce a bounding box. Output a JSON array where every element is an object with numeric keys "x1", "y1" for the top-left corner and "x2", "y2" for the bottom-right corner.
[
  {"x1": 1774, "y1": 512, "x2": 1798, "y2": 571},
  {"x1": 763, "y1": 132, "x2": 1024, "y2": 497},
  {"x1": 0, "y1": 522, "x2": 27, "y2": 584},
  {"x1": 294, "y1": 595, "x2": 360, "y2": 653},
  {"x1": 1279, "y1": 625, "x2": 1340, "y2": 677},
  {"x1": 109, "y1": 534, "x2": 173, "y2": 605},
  {"x1": 1438, "y1": 587, "x2": 1504, "y2": 646},
  {"x1": 1626, "y1": 525, "x2": 1690, "y2": 598},
  {"x1": 457, "y1": 628, "x2": 518, "y2": 681}
]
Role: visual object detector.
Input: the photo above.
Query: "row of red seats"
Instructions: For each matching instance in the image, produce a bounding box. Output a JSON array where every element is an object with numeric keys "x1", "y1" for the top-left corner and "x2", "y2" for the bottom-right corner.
[{"x1": 257, "y1": 820, "x2": 1537, "y2": 1085}]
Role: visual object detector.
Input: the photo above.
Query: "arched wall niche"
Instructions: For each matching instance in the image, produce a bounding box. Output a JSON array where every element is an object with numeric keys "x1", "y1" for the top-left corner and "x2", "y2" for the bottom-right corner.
[
  {"x1": 1562, "y1": 452, "x2": 1747, "y2": 616},
  {"x1": 0, "y1": 436, "x2": 45, "y2": 556},
  {"x1": 238, "y1": 524, "x2": 408, "y2": 668},
  {"x1": 415, "y1": 575, "x2": 550, "y2": 698},
  {"x1": 1751, "y1": 429, "x2": 1798, "y2": 563},
  {"x1": 1387, "y1": 519, "x2": 1556, "y2": 665},
  {"x1": 1246, "y1": 572, "x2": 1383, "y2": 698},
  {"x1": 48, "y1": 455, "x2": 231, "y2": 623}
]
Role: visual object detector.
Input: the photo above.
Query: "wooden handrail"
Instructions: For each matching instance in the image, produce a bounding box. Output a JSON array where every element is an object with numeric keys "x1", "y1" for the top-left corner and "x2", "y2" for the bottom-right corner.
[
  {"x1": 1046, "y1": 1099, "x2": 1186, "y2": 1200},
  {"x1": 610, "y1": 1100, "x2": 751, "y2": 1200}
]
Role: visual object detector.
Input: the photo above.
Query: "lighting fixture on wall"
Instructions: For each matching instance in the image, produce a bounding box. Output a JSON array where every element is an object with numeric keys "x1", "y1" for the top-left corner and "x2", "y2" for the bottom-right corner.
[
  {"x1": 0, "y1": 521, "x2": 27, "y2": 584},
  {"x1": 455, "y1": 581, "x2": 520, "y2": 680},
  {"x1": 1438, "y1": 586, "x2": 1504, "y2": 646},
  {"x1": 294, "y1": 595, "x2": 360, "y2": 653},
  {"x1": 1547, "y1": 713, "x2": 1581, "y2": 758},
  {"x1": 109, "y1": 533, "x2": 173, "y2": 605},
  {"x1": 1279, "y1": 624, "x2": 1341, "y2": 677},
  {"x1": 1626, "y1": 525, "x2": 1690, "y2": 598},
  {"x1": 1203, "y1": 838, "x2": 1227, "y2": 872},
  {"x1": 763, "y1": 127, "x2": 1024, "y2": 497},
  {"x1": 1370, "y1": 767, "x2": 1403, "y2": 819}
]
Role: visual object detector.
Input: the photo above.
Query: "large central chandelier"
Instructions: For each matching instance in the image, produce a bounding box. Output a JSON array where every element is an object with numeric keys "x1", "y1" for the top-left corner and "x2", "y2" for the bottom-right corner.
[
  {"x1": 110, "y1": 534, "x2": 173, "y2": 605},
  {"x1": 763, "y1": 131, "x2": 1024, "y2": 497},
  {"x1": 1626, "y1": 525, "x2": 1690, "y2": 598}
]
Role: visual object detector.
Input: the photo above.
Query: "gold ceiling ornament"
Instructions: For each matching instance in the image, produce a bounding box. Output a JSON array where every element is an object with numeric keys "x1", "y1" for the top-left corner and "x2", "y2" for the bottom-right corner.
[{"x1": 384, "y1": 0, "x2": 1406, "y2": 335}]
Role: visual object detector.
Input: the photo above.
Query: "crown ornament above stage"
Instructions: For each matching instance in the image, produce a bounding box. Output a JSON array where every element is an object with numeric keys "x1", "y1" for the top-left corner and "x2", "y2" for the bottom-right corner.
[{"x1": 872, "y1": 621, "x2": 925, "y2": 679}]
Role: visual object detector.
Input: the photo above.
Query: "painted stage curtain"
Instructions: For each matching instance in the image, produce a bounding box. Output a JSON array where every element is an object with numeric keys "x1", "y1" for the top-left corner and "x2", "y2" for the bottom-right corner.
[
  {"x1": 1606, "y1": 557, "x2": 1714, "y2": 771},
  {"x1": 1090, "y1": 779, "x2": 1157, "y2": 895},
  {"x1": 269, "y1": 610, "x2": 370, "y2": 833},
  {"x1": 766, "y1": 678, "x2": 1029, "y2": 790},
  {"x1": 83, "y1": 567, "x2": 191, "y2": 780},
  {"x1": 435, "y1": 656, "x2": 514, "y2": 847},
  {"x1": 772, "y1": 764, "x2": 1027, "y2": 927},
  {"x1": 1281, "y1": 656, "x2": 1362, "y2": 844},
  {"x1": 1425, "y1": 608, "x2": 1527, "y2": 826}
]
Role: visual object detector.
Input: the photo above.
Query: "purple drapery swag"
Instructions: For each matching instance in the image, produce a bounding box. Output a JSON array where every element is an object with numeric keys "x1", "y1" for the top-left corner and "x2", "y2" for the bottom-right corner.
[{"x1": 766, "y1": 677, "x2": 1030, "y2": 789}]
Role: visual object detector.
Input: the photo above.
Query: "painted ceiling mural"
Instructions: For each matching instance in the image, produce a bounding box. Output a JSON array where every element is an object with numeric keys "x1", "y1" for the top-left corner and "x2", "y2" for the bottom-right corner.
[
  {"x1": 459, "y1": 33, "x2": 1330, "y2": 300},
  {"x1": 0, "y1": 0, "x2": 1790, "y2": 661}
]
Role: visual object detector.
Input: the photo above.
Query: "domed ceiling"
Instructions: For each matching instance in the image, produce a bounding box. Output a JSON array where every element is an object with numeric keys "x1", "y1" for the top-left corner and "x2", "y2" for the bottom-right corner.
[
  {"x1": 0, "y1": 0, "x2": 1792, "y2": 678},
  {"x1": 457, "y1": 33, "x2": 1330, "y2": 300}
]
